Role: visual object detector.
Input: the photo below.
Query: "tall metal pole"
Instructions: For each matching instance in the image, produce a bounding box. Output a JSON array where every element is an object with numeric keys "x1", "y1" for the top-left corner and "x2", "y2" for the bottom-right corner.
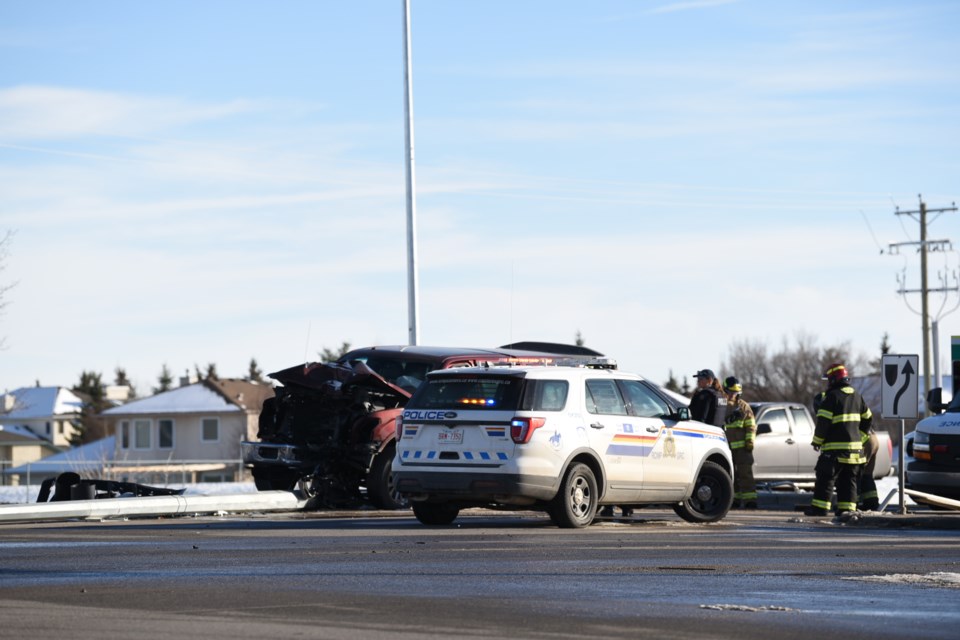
[
  {"x1": 920, "y1": 198, "x2": 930, "y2": 408},
  {"x1": 402, "y1": 0, "x2": 420, "y2": 345}
]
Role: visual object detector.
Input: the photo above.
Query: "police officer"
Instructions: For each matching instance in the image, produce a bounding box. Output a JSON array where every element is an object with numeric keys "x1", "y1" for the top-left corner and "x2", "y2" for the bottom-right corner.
[
  {"x1": 689, "y1": 369, "x2": 727, "y2": 426},
  {"x1": 806, "y1": 363, "x2": 873, "y2": 516},
  {"x1": 722, "y1": 376, "x2": 758, "y2": 509}
]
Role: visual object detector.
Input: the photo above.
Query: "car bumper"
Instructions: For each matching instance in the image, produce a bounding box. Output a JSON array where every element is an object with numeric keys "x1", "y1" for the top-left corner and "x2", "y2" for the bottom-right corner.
[
  {"x1": 906, "y1": 461, "x2": 960, "y2": 499},
  {"x1": 394, "y1": 469, "x2": 559, "y2": 504},
  {"x1": 241, "y1": 441, "x2": 303, "y2": 467}
]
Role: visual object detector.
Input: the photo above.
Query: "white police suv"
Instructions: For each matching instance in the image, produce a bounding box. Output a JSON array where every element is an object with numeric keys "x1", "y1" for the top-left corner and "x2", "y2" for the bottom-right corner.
[{"x1": 392, "y1": 365, "x2": 734, "y2": 527}]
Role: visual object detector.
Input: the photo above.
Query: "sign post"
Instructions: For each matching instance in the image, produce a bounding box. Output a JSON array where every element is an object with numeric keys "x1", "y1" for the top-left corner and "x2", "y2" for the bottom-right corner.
[{"x1": 880, "y1": 354, "x2": 920, "y2": 514}]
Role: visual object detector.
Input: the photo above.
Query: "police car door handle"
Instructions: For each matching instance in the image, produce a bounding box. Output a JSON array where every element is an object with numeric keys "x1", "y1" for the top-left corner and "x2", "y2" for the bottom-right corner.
[
  {"x1": 785, "y1": 438, "x2": 796, "y2": 445},
  {"x1": 646, "y1": 426, "x2": 659, "y2": 433},
  {"x1": 590, "y1": 422, "x2": 605, "y2": 429}
]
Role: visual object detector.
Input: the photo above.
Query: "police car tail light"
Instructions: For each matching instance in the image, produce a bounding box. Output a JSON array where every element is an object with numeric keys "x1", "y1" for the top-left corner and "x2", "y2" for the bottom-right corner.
[
  {"x1": 395, "y1": 415, "x2": 404, "y2": 439},
  {"x1": 510, "y1": 417, "x2": 546, "y2": 444}
]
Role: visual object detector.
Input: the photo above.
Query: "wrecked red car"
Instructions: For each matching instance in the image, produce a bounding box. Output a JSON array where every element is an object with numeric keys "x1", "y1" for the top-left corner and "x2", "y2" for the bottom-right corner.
[{"x1": 241, "y1": 343, "x2": 605, "y2": 509}]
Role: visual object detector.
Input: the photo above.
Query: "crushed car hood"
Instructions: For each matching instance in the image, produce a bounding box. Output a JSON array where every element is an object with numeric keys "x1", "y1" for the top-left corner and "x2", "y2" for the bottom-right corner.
[{"x1": 268, "y1": 360, "x2": 412, "y2": 400}]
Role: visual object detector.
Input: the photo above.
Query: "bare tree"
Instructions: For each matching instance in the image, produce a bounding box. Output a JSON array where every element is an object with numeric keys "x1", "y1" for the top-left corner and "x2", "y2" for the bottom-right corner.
[
  {"x1": 0, "y1": 230, "x2": 16, "y2": 350},
  {"x1": 722, "y1": 331, "x2": 869, "y2": 403}
]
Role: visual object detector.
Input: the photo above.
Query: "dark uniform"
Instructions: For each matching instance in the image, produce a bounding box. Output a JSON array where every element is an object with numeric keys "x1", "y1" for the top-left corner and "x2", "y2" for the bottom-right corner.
[
  {"x1": 723, "y1": 377, "x2": 757, "y2": 508},
  {"x1": 809, "y1": 364, "x2": 872, "y2": 515},
  {"x1": 689, "y1": 369, "x2": 728, "y2": 427}
]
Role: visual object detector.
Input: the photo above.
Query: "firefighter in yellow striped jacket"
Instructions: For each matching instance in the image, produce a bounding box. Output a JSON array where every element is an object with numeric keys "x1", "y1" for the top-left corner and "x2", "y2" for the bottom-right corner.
[
  {"x1": 806, "y1": 363, "x2": 873, "y2": 516},
  {"x1": 722, "y1": 376, "x2": 757, "y2": 508}
]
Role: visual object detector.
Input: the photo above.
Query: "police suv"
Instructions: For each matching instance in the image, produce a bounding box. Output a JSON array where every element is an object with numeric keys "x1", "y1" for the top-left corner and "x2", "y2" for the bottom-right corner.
[{"x1": 392, "y1": 365, "x2": 734, "y2": 527}]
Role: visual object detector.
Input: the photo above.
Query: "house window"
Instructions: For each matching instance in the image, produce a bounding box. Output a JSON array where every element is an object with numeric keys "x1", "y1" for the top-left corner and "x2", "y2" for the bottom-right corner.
[
  {"x1": 120, "y1": 421, "x2": 130, "y2": 449},
  {"x1": 46, "y1": 422, "x2": 51, "y2": 435},
  {"x1": 201, "y1": 418, "x2": 219, "y2": 442},
  {"x1": 134, "y1": 419, "x2": 151, "y2": 449},
  {"x1": 158, "y1": 419, "x2": 174, "y2": 449},
  {"x1": 57, "y1": 421, "x2": 64, "y2": 434}
]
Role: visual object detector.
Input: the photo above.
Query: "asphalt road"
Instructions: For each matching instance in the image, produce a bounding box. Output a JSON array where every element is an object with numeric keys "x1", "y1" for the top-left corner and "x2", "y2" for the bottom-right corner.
[{"x1": 0, "y1": 507, "x2": 958, "y2": 640}]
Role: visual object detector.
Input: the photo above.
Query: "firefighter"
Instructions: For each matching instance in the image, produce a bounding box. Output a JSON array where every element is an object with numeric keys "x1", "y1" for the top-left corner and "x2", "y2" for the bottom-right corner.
[
  {"x1": 690, "y1": 369, "x2": 728, "y2": 426},
  {"x1": 722, "y1": 376, "x2": 758, "y2": 509},
  {"x1": 858, "y1": 430, "x2": 881, "y2": 510},
  {"x1": 806, "y1": 363, "x2": 873, "y2": 516}
]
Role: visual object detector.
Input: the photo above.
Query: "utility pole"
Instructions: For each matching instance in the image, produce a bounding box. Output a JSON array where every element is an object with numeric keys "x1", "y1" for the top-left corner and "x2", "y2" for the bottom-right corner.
[
  {"x1": 890, "y1": 195, "x2": 958, "y2": 412},
  {"x1": 402, "y1": 0, "x2": 420, "y2": 345}
]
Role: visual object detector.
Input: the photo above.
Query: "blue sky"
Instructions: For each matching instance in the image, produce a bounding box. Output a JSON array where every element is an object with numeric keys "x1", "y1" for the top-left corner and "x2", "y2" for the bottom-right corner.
[{"x1": 1, "y1": 0, "x2": 958, "y2": 395}]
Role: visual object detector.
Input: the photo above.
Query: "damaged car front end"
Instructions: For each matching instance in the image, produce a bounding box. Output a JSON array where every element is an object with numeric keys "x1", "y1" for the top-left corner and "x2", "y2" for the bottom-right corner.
[{"x1": 241, "y1": 360, "x2": 410, "y2": 509}]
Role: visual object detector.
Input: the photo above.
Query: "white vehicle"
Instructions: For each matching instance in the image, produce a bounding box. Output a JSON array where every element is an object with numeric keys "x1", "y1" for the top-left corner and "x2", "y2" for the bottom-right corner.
[
  {"x1": 392, "y1": 366, "x2": 734, "y2": 528},
  {"x1": 907, "y1": 388, "x2": 960, "y2": 500}
]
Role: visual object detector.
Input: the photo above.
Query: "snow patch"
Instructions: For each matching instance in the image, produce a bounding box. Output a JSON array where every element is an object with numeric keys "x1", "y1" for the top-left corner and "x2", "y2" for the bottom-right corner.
[
  {"x1": 700, "y1": 604, "x2": 797, "y2": 612},
  {"x1": 844, "y1": 572, "x2": 960, "y2": 589}
]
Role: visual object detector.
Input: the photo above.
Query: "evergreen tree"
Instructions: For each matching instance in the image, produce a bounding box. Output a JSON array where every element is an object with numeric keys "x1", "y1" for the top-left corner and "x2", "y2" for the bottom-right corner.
[
  {"x1": 154, "y1": 364, "x2": 174, "y2": 394},
  {"x1": 114, "y1": 366, "x2": 137, "y2": 399},
  {"x1": 247, "y1": 358, "x2": 264, "y2": 382},
  {"x1": 663, "y1": 369, "x2": 681, "y2": 393},
  {"x1": 71, "y1": 371, "x2": 109, "y2": 445},
  {"x1": 319, "y1": 342, "x2": 352, "y2": 362}
]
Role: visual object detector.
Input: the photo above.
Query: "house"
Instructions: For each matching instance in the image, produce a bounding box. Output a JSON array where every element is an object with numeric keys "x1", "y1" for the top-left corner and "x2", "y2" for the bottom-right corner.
[
  {"x1": 3, "y1": 436, "x2": 116, "y2": 488},
  {"x1": 1, "y1": 386, "x2": 85, "y2": 448},
  {"x1": 0, "y1": 423, "x2": 62, "y2": 485},
  {"x1": 99, "y1": 378, "x2": 274, "y2": 483}
]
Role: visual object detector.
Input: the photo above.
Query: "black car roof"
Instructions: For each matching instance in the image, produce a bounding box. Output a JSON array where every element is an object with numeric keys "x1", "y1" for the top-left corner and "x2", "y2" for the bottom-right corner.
[{"x1": 340, "y1": 344, "x2": 604, "y2": 362}]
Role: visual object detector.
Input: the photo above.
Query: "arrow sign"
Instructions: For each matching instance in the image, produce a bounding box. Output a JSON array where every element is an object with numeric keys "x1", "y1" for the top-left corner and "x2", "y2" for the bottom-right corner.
[{"x1": 881, "y1": 354, "x2": 919, "y2": 419}]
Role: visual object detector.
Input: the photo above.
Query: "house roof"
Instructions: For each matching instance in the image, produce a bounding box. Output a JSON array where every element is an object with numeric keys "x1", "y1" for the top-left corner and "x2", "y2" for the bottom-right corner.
[
  {"x1": 0, "y1": 422, "x2": 44, "y2": 444},
  {"x1": 1, "y1": 387, "x2": 84, "y2": 419},
  {"x1": 100, "y1": 379, "x2": 273, "y2": 416},
  {"x1": 3, "y1": 436, "x2": 115, "y2": 475}
]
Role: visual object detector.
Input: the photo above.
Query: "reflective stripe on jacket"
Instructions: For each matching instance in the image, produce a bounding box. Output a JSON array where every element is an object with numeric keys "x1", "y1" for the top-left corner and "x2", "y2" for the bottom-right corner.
[
  {"x1": 724, "y1": 397, "x2": 756, "y2": 449},
  {"x1": 813, "y1": 385, "x2": 872, "y2": 464}
]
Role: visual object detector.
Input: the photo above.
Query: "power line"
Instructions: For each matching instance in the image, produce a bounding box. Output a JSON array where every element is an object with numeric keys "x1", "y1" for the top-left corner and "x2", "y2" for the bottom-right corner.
[{"x1": 890, "y1": 194, "x2": 958, "y2": 411}]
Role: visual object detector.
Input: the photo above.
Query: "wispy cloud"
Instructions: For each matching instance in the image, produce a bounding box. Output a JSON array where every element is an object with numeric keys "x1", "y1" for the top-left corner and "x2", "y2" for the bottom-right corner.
[
  {"x1": 648, "y1": 0, "x2": 740, "y2": 15},
  {"x1": 0, "y1": 86, "x2": 259, "y2": 140}
]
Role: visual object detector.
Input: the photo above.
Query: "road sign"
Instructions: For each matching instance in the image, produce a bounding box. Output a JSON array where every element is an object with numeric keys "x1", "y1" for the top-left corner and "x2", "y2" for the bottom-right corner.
[{"x1": 881, "y1": 354, "x2": 919, "y2": 419}]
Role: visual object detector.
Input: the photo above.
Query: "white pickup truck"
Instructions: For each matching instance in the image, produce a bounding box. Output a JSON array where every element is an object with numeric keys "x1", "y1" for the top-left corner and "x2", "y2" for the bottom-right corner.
[{"x1": 750, "y1": 402, "x2": 893, "y2": 482}]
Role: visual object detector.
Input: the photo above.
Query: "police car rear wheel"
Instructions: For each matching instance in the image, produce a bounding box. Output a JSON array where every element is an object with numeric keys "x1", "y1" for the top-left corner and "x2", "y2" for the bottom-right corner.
[
  {"x1": 549, "y1": 462, "x2": 598, "y2": 528},
  {"x1": 673, "y1": 461, "x2": 733, "y2": 523}
]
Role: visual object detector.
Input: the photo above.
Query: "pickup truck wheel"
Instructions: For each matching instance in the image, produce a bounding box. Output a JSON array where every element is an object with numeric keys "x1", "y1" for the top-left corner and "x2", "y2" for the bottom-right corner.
[
  {"x1": 549, "y1": 462, "x2": 598, "y2": 528},
  {"x1": 367, "y1": 445, "x2": 409, "y2": 510},
  {"x1": 673, "y1": 461, "x2": 733, "y2": 523},
  {"x1": 412, "y1": 502, "x2": 459, "y2": 525},
  {"x1": 251, "y1": 466, "x2": 299, "y2": 492}
]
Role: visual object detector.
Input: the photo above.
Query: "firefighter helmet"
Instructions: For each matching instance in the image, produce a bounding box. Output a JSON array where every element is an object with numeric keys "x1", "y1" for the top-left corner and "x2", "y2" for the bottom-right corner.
[
  {"x1": 723, "y1": 376, "x2": 742, "y2": 394},
  {"x1": 823, "y1": 363, "x2": 850, "y2": 384}
]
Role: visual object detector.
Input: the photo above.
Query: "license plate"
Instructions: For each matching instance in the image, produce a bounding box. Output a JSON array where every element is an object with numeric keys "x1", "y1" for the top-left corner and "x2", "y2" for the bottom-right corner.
[{"x1": 437, "y1": 429, "x2": 463, "y2": 444}]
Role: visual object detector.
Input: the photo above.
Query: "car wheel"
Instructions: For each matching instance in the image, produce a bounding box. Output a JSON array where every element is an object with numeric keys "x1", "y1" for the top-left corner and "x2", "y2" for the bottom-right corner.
[
  {"x1": 548, "y1": 462, "x2": 598, "y2": 528},
  {"x1": 251, "y1": 466, "x2": 299, "y2": 492},
  {"x1": 412, "y1": 502, "x2": 459, "y2": 525},
  {"x1": 673, "y1": 461, "x2": 733, "y2": 523},
  {"x1": 367, "y1": 445, "x2": 409, "y2": 510}
]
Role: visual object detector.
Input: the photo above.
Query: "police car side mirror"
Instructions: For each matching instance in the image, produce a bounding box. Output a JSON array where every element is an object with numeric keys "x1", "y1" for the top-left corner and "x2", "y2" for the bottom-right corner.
[
  {"x1": 756, "y1": 423, "x2": 772, "y2": 435},
  {"x1": 675, "y1": 406, "x2": 690, "y2": 421},
  {"x1": 927, "y1": 388, "x2": 945, "y2": 414}
]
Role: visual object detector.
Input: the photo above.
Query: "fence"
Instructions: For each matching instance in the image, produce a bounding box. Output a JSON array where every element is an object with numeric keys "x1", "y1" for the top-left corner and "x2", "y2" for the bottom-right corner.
[{"x1": 0, "y1": 459, "x2": 250, "y2": 488}]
